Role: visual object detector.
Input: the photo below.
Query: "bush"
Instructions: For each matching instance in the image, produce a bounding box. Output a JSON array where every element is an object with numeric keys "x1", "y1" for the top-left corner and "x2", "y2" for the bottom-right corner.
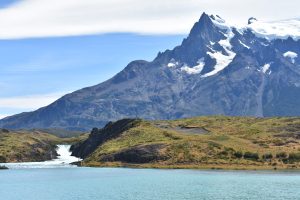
[
  {"x1": 163, "y1": 131, "x2": 180, "y2": 140},
  {"x1": 219, "y1": 151, "x2": 228, "y2": 156},
  {"x1": 288, "y1": 153, "x2": 300, "y2": 163},
  {"x1": 276, "y1": 152, "x2": 287, "y2": 159},
  {"x1": 262, "y1": 153, "x2": 273, "y2": 160},
  {"x1": 244, "y1": 152, "x2": 259, "y2": 160},
  {"x1": 0, "y1": 129, "x2": 9, "y2": 133},
  {"x1": 0, "y1": 156, "x2": 6, "y2": 163},
  {"x1": 234, "y1": 151, "x2": 243, "y2": 158}
]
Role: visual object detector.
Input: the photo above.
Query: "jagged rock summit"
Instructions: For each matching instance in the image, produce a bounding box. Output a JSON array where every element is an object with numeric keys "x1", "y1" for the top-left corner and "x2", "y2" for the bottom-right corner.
[{"x1": 1, "y1": 13, "x2": 300, "y2": 130}]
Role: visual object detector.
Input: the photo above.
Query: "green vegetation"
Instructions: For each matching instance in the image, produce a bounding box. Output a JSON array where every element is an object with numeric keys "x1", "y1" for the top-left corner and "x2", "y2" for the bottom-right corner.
[
  {"x1": 0, "y1": 129, "x2": 88, "y2": 163},
  {"x1": 262, "y1": 153, "x2": 273, "y2": 160},
  {"x1": 79, "y1": 116, "x2": 300, "y2": 170},
  {"x1": 287, "y1": 153, "x2": 300, "y2": 163},
  {"x1": 276, "y1": 152, "x2": 288, "y2": 159},
  {"x1": 31, "y1": 128, "x2": 85, "y2": 138},
  {"x1": 233, "y1": 151, "x2": 243, "y2": 158},
  {"x1": 244, "y1": 152, "x2": 259, "y2": 161}
]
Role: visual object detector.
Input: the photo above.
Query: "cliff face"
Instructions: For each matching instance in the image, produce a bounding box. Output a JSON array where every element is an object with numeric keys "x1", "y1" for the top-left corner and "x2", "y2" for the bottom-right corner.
[{"x1": 71, "y1": 119, "x2": 141, "y2": 158}]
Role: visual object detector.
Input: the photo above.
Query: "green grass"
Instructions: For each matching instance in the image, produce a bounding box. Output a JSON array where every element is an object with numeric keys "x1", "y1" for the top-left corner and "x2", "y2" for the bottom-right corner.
[
  {"x1": 0, "y1": 130, "x2": 88, "y2": 163},
  {"x1": 82, "y1": 116, "x2": 300, "y2": 170},
  {"x1": 86, "y1": 121, "x2": 182, "y2": 162}
]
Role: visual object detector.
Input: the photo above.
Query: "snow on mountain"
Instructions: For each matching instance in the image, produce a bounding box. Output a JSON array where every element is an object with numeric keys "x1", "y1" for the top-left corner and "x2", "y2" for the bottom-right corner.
[
  {"x1": 210, "y1": 14, "x2": 300, "y2": 41},
  {"x1": 172, "y1": 14, "x2": 300, "y2": 77},
  {"x1": 261, "y1": 63, "x2": 271, "y2": 74},
  {"x1": 2, "y1": 13, "x2": 300, "y2": 130},
  {"x1": 203, "y1": 50, "x2": 235, "y2": 77},
  {"x1": 246, "y1": 19, "x2": 300, "y2": 40},
  {"x1": 181, "y1": 58, "x2": 205, "y2": 74},
  {"x1": 283, "y1": 51, "x2": 298, "y2": 63},
  {"x1": 202, "y1": 28, "x2": 236, "y2": 77}
]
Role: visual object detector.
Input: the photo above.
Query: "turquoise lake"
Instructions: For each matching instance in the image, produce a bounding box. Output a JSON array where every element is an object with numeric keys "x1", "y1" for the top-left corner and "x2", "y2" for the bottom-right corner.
[{"x1": 1, "y1": 168, "x2": 300, "y2": 200}]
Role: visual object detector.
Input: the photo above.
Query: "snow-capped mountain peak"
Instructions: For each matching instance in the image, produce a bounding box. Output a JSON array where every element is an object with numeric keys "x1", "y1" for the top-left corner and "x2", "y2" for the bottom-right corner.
[
  {"x1": 2, "y1": 13, "x2": 300, "y2": 130},
  {"x1": 163, "y1": 13, "x2": 300, "y2": 78},
  {"x1": 245, "y1": 18, "x2": 300, "y2": 40}
]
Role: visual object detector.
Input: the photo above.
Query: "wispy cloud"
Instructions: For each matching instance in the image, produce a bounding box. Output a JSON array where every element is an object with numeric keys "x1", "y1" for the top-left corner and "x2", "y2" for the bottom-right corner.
[
  {"x1": 0, "y1": 0, "x2": 299, "y2": 39},
  {"x1": 0, "y1": 92, "x2": 66, "y2": 110},
  {"x1": 2, "y1": 56, "x2": 82, "y2": 74}
]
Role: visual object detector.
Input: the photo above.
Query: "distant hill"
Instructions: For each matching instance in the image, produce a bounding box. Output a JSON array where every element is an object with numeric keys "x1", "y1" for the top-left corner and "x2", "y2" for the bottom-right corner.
[
  {"x1": 71, "y1": 116, "x2": 300, "y2": 170},
  {"x1": 0, "y1": 129, "x2": 59, "y2": 163},
  {"x1": 1, "y1": 13, "x2": 300, "y2": 130}
]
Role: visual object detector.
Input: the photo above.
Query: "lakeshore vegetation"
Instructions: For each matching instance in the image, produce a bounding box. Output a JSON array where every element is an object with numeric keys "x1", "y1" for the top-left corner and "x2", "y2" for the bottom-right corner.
[{"x1": 74, "y1": 116, "x2": 300, "y2": 170}]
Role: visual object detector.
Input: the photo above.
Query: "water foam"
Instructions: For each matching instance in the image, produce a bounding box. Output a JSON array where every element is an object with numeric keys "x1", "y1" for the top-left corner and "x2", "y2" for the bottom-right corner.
[{"x1": 0, "y1": 145, "x2": 81, "y2": 169}]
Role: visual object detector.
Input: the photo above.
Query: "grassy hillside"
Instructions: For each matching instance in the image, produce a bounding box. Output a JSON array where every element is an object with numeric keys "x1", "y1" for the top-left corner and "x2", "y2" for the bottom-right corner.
[
  {"x1": 31, "y1": 128, "x2": 86, "y2": 138},
  {"x1": 0, "y1": 129, "x2": 88, "y2": 163},
  {"x1": 74, "y1": 116, "x2": 300, "y2": 170}
]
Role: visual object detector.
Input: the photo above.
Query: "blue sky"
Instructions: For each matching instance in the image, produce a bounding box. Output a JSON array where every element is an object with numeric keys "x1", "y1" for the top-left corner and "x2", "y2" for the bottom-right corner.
[
  {"x1": 0, "y1": 0, "x2": 299, "y2": 118},
  {"x1": 0, "y1": 34, "x2": 184, "y2": 118},
  {"x1": 0, "y1": 0, "x2": 18, "y2": 8},
  {"x1": 0, "y1": 34, "x2": 184, "y2": 97}
]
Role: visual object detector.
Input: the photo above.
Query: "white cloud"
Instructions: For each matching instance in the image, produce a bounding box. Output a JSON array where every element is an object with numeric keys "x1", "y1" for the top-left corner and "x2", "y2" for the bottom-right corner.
[
  {"x1": 0, "y1": 92, "x2": 66, "y2": 109},
  {"x1": 0, "y1": 0, "x2": 299, "y2": 39},
  {"x1": 0, "y1": 114, "x2": 9, "y2": 119}
]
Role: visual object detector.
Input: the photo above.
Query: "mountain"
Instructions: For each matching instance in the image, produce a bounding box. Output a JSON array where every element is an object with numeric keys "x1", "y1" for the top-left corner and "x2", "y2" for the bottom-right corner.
[{"x1": 1, "y1": 13, "x2": 300, "y2": 130}]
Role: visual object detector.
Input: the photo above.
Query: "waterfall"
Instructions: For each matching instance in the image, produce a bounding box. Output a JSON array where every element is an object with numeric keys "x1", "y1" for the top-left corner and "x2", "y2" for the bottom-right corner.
[{"x1": 0, "y1": 145, "x2": 82, "y2": 169}]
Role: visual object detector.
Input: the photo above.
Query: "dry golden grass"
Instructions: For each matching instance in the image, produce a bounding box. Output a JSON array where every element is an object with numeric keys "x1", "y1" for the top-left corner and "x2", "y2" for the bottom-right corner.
[
  {"x1": 0, "y1": 130, "x2": 88, "y2": 162},
  {"x1": 83, "y1": 116, "x2": 300, "y2": 170}
]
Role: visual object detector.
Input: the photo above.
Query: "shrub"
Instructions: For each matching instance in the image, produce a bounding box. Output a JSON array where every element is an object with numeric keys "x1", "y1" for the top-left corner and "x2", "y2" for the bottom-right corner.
[
  {"x1": 163, "y1": 131, "x2": 180, "y2": 140},
  {"x1": 0, "y1": 129, "x2": 9, "y2": 133},
  {"x1": 244, "y1": 152, "x2": 259, "y2": 160},
  {"x1": 224, "y1": 147, "x2": 235, "y2": 152},
  {"x1": 276, "y1": 152, "x2": 287, "y2": 159},
  {"x1": 0, "y1": 156, "x2": 6, "y2": 163},
  {"x1": 217, "y1": 151, "x2": 229, "y2": 158},
  {"x1": 262, "y1": 153, "x2": 273, "y2": 160},
  {"x1": 234, "y1": 151, "x2": 243, "y2": 158},
  {"x1": 288, "y1": 153, "x2": 300, "y2": 163}
]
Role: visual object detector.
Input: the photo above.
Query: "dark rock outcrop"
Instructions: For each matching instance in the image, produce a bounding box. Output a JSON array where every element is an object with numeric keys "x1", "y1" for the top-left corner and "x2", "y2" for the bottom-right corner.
[
  {"x1": 0, "y1": 156, "x2": 6, "y2": 163},
  {"x1": 71, "y1": 119, "x2": 141, "y2": 158},
  {"x1": 28, "y1": 143, "x2": 58, "y2": 162},
  {"x1": 100, "y1": 144, "x2": 167, "y2": 164},
  {"x1": 0, "y1": 165, "x2": 8, "y2": 170}
]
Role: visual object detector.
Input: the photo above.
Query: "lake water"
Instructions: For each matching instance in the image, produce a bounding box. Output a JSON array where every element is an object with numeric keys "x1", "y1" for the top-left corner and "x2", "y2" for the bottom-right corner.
[
  {"x1": 1, "y1": 145, "x2": 300, "y2": 200},
  {"x1": 1, "y1": 167, "x2": 300, "y2": 200}
]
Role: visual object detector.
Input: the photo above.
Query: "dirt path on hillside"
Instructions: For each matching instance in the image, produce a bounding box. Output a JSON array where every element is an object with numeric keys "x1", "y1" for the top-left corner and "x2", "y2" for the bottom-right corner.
[{"x1": 154, "y1": 123, "x2": 209, "y2": 135}]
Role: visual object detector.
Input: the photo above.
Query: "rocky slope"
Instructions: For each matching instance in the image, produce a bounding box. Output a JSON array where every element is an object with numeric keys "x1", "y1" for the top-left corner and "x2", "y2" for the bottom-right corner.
[
  {"x1": 72, "y1": 117, "x2": 300, "y2": 170},
  {"x1": 1, "y1": 13, "x2": 300, "y2": 130}
]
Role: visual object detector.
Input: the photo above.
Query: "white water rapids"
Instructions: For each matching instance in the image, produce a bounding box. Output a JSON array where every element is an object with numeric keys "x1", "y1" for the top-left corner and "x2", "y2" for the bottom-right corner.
[{"x1": 0, "y1": 145, "x2": 82, "y2": 169}]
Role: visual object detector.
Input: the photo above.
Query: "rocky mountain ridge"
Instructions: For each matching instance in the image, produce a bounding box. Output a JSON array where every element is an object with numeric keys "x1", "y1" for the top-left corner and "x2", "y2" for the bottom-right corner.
[{"x1": 1, "y1": 13, "x2": 300, "y2": 130}]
